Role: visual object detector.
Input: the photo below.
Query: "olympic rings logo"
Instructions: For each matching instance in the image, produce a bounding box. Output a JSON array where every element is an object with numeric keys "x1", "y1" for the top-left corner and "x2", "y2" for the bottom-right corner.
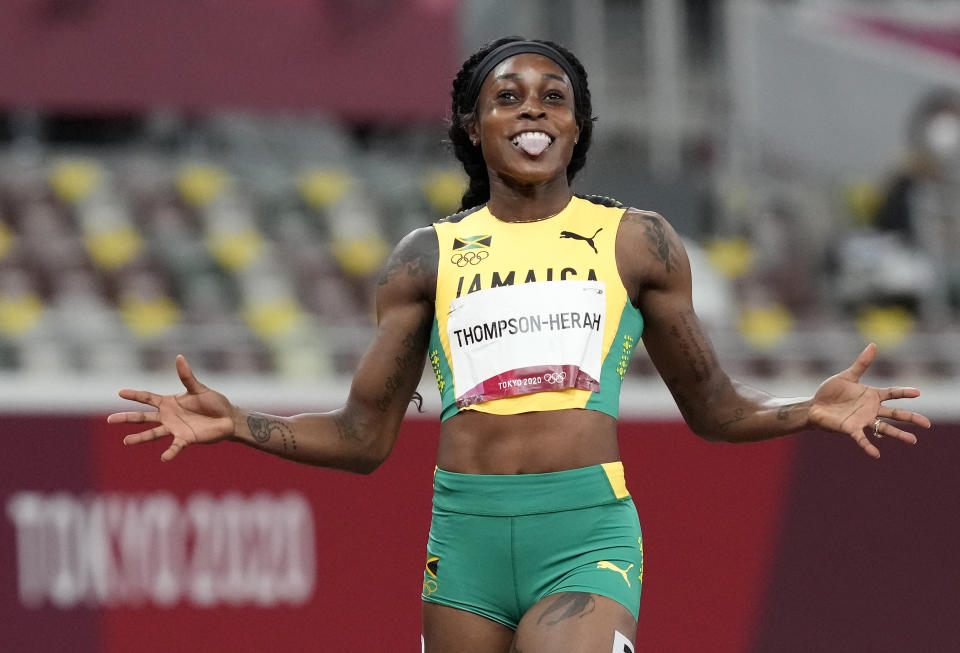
[
  {"x1": 450, "y1": 250, "x2": 489, "y2": 267},
  {"x1": 422, "y1": 579, "x2": 438, "y2": 597},
  {"x1": 543, "y1": 371, "x2": 567, "y2": 384}
]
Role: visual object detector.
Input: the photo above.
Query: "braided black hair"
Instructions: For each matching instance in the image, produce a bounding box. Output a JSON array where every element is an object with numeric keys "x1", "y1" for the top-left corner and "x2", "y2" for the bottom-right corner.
[{"x1": 449, "y1": 37, "x2": 595, "y2": 212}]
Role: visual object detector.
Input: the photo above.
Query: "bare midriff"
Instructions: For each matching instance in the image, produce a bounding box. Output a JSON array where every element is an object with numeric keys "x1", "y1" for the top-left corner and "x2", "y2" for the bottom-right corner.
[{"x1": 436, "y1": 408, "x2": 620, "y2": 474}]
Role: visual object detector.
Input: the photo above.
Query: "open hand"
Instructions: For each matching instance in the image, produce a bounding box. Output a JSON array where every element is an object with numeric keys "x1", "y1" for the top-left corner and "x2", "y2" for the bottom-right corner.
[
  {"x1": 809, "y1": 343, "x2": 931, "y2": 458},
  {"x1": 107, "y1": 355, "x2": 236, "y2": 462}
]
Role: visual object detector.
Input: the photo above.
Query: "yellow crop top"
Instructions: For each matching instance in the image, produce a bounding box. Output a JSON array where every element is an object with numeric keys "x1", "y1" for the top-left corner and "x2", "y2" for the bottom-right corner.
[{"x1": 428, "y1": 194, "x2": 644, "y2": 421}]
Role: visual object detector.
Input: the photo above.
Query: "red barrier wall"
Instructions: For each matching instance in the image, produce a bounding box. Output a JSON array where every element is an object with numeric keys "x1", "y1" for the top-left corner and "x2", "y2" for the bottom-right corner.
[
  {"x1": 2, "y1": 414, "x2": 956, "y2": 651},
  {"x1": 0, "y1": 0, "x2": 457, "y2": 120}
]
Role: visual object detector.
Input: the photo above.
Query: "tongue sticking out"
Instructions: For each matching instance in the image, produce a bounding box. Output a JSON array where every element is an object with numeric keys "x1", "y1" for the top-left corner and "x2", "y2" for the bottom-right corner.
[{"x1": 516, "y1": 132, "x2": 551, "y2": 156}]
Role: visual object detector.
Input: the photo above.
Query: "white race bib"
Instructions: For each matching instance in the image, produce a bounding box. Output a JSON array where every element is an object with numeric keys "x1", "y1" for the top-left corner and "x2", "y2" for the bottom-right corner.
[{"x1": 446, "y1": 280, "x2": 606, "y2": 407}]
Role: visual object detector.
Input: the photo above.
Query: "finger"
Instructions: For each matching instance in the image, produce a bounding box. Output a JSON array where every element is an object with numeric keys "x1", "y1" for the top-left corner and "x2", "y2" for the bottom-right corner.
[
  {"x1": 176, "y1": 355, "x2": 206, "y2": 394},
  {"x1": 851, "y1": 430, "x2": 881, "y2": 459},
  {"x1": 107, "y1": 411, "x2": 161, "y2": 424},
  {"x1": 845, "y1": 343, "x2": 877, "y2": 381},
  {"x1": 160, "y1": 439, "x2": 188, "y2": 462},
  {"x1": 117, "y1": 388, "x2": 163, "y2": 407},
  {"x1": 122, "y1": 425, "x2": 171, "y2": 446},
  {"x1": 878, "y1": 405, "x2": 932, "y2": 429},
  {"x1": 880, "y1": 386, "x2": 920, "y2": 400},
  {"x1": 875, "y1": 421, "x2": 919, "y2": 445}
]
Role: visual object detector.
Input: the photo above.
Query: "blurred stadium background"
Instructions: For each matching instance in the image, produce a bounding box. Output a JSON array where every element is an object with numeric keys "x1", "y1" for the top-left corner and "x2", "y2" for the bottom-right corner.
[{"x1": 1, "y1": 1, "x2": 958, "y2": 651}]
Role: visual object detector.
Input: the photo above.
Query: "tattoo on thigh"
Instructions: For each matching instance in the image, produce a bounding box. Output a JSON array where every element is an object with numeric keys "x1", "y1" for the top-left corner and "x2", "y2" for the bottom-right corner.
[{"x1": 537, "y1": 592, "x2": 596, "y2": 626}]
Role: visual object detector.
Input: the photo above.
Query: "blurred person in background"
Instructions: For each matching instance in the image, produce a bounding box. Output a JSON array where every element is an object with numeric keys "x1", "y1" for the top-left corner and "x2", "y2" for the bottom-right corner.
[
  {"x1": 874, "y1": 86, "x2": 960, "y2": 318},
  {"x1": 108, "y1": 37, "x2": 930, "y2": 653},
  {"x1": 834, "y1": 86, "x2": 960, "y2": 320}
]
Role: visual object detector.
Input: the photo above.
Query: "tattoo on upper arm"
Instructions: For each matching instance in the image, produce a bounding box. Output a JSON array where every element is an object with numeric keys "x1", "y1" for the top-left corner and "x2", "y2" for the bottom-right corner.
[
  {"x1": 668, "y1": 310, "x2": 716, "y2": 384},
  {"x1": 247, "y1": 414, "x2": 297, "y2": 452},
  {"x1": 374, "y1": 319, "x2": 430, "y2": 412},
  {"x1": 627, "y1": 213, "x2": 678, "y2": 274},
  {"x1": 536, "y1": 592, "x2": 596, "y2": 626},
  {"x1": 777, "y1": 405, "x2": 791, "y2": 420},
  {"x1": 668, "y1": 381, "x2": 694, "y2": 418}
]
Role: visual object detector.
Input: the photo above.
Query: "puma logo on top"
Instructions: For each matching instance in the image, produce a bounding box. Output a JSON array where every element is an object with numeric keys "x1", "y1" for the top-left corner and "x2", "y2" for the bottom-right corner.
[{"x1": 560, "y1": 228, "x2": 602, "y2": 253}]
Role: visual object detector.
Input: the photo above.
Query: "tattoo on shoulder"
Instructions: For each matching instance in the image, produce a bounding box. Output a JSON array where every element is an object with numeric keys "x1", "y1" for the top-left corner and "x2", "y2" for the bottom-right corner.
[
  {"x1": 247, "y1": 414, "x2": 297, "y2": 452},
  {"x1": 625, "y1": 212, "x2": 679, "y2": 274},
  {"x1": 536, "y1": 592, "x2": 596, "y2": 626},
  {"x1": 377, "y1": 230, "x2": 437, "y2": 287}
]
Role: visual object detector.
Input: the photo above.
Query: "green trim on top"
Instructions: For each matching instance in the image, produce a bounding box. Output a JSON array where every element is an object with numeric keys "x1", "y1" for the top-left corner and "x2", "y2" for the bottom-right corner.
[
  {"x1": 585, "y1": 299, "x2": 645, "y2": 418},
  {"x1": 428, "y1": 317, "x2": 458, "y2": 421}
]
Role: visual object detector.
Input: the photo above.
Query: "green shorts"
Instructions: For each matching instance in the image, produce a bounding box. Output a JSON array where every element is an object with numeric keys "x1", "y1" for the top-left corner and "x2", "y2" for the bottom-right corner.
[{"x1": 421, "y1": 462, "x2": 643, "y2": 630}]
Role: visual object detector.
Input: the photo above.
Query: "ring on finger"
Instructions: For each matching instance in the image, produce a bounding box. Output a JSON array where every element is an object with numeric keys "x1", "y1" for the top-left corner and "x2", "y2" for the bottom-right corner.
[{"x1": 873, "y1": 418, "x2": 884, "y2": 439}]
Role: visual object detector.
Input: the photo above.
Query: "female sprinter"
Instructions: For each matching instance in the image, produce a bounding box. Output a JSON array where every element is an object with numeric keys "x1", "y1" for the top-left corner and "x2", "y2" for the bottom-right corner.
[{"x1": 108, "y1": 37, "x2": 930, "y2": 653}]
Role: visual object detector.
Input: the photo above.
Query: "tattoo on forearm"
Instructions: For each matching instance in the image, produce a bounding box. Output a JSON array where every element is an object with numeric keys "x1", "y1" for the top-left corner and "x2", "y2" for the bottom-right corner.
[
  {"x1": 669, "y1": 310, "x2": 716, "y2": 383},
  {"x1": 718, "y1": 407, "x2": 746, "y2": 431},
  {"x1": 536, "y1": 592, "x2": 596, "y2": 625},
  {"x1": 247, "y1": 415, "x2": 270, "y2": 443},
  {"x1": 374, "y1": 320, "x2": 430, "y2": 411},
  {"x1": 247, "y1": 414, "x2": 297, "y2": 452}
]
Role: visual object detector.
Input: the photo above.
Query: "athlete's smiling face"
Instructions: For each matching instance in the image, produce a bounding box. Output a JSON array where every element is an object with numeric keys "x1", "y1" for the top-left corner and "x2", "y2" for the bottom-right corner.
[{"x1": 469, "y1": 53, "x2": 580, "y2": 187}]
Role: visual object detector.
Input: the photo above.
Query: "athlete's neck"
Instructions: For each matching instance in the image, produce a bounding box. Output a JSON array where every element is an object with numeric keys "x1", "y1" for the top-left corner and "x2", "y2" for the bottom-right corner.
[{"x1": 486, "y1": 177, "x2": 572, "y2": 223}]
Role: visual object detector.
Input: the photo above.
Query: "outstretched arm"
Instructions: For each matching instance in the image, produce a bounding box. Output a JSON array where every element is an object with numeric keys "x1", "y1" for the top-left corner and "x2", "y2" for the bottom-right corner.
[
  {"x1": 616, "y1": 209, "x2": 930, "y2": 458},
  {"x1": 108, "y1": 226, "x2": 438, "y2": 472}
]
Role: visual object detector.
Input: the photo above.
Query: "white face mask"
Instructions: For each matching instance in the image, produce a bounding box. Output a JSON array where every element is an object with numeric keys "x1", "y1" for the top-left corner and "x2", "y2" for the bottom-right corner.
[{"x1": 924, "y1": 110, "x2": 960, "y2": 170}]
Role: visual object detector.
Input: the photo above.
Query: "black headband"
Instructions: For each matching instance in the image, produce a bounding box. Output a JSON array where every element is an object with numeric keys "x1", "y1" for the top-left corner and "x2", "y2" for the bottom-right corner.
[{"x1": 464, "y1": 40, "x2": 583, "y2": 113}]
